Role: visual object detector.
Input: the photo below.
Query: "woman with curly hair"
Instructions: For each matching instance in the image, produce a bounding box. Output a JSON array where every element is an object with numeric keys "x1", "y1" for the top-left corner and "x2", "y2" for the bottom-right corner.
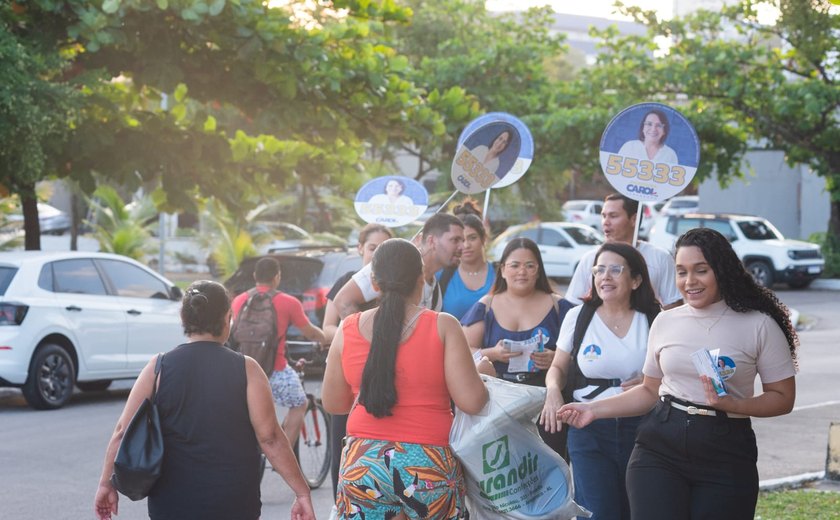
[{"x1": 557, "y1": 227, "x2": 797, "y2": 520}]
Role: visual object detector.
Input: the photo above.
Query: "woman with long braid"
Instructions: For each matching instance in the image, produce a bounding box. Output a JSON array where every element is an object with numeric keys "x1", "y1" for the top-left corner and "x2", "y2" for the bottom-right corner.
[{"x1": 322, "y1": 238, "x2": 488, "y2": 519}]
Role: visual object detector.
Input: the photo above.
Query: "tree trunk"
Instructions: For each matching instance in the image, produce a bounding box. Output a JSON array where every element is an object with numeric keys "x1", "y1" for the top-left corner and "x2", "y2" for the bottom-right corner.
[
  {"x1": 21, "y1": 190, "x2": 41, "y2": 250},
  {"x1": 70, "y1": 190, "x2": 80, "y2": 251},
  {"x1": 829, "y1": 198, "x2": 840, "y2": 241}
]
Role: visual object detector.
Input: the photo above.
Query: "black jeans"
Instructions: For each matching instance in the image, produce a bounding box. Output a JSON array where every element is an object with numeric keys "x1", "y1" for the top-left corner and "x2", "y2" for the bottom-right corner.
[{"x1": 626, "y1": 399, "x2": 758, "y2": 520}]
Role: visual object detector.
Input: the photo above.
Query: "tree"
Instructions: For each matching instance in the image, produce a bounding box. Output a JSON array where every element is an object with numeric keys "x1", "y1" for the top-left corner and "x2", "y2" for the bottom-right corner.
[
  {"x1": 0, "y1": 6, "x2": 79, "y2": 249},
  {"x1": 582, "y1": 0, "x2": 840, "y2": 261},
  {"x1": 391, "y1": 0, "x2": 572, "y2": 218},
  {"x1": 2, "y1": 0, "x2": 467, "y2": 245}
]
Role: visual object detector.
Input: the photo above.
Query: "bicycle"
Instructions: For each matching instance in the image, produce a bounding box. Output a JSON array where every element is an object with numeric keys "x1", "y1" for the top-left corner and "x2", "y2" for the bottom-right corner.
[{"x1": 260, "y1": 341, "x2": 331, "y2": 489}]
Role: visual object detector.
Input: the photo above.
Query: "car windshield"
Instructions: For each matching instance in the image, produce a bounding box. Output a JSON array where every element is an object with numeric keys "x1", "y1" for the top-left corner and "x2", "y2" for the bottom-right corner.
[
  {"x1": 737, "y1": 220, "x2": 783, "y2": 240},
  {"x1": 563, "y1": 226, "x2": 603, "y2": 246},
  {"x1": 563, "y1": 202, "x2": 586, "y2": 211}
]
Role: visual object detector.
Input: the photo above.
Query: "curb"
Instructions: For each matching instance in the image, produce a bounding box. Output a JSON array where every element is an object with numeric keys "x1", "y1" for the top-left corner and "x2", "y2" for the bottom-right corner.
[
  {"x1": 759, "y1": 471, "x2": 824, "y2": 491},
  {"x1": 811, "y1": 279, "x2": 840, "y2": 291}
]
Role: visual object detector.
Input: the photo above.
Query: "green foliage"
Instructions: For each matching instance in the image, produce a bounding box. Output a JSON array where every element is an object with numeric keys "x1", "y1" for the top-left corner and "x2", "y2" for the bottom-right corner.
[
  {"x1": 809, "y1": 231, "x2": 840, "y2": 278},
  {"x1": 755, "y1": 488, "x2": 840, "y2": 519},
  {"x1": 199, "y1": 197, "x2": 265, "y2": 278},
  {"x1": 86, "y1": 185, "x2": 157, "y2": 259},
  {"x1": 607, "y1": 0, "x2": 840, "y2": 240}
]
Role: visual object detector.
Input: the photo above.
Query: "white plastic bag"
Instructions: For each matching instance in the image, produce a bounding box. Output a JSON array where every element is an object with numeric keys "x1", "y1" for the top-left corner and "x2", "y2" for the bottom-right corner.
[{"x1": 450, "y1": 376, "x2": 590, "y2": 519}]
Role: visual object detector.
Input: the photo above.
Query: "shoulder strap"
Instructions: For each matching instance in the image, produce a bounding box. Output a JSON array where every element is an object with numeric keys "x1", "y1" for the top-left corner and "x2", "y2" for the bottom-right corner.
[
  {"x1": 571, "y1": 303, "x2": 598, "y2": 360},
  {"x1": 151, "y1": 353, "x2": 163, "y2": 403},
  {"x1": 430, "y1": 278, "x2": 441, "y2": 310},
  {"x1": 438, "y1": 266, "x2": 457, "y2": 297}
]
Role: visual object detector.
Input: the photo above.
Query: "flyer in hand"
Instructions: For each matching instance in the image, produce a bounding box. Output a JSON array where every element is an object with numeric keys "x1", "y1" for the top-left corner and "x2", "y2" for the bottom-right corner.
[
  {"x1": 690, "y1": 348, "x2": 728, "y2": 397},
  {"x1": 502, "y1": 331, "x2": 547, "y2": 373}
]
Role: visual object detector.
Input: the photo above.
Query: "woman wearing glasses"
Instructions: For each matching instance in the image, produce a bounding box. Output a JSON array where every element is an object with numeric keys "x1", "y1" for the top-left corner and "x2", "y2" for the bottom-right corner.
[
  {"x1": 617, "y1": 109, "x2": 679, "y2": 165},
  {"x1": 462, "y1": 237, "x2": 573, "y2": 456},
  {"x1": 540, "y1": 243, "x2": 660, "y2": 520}
]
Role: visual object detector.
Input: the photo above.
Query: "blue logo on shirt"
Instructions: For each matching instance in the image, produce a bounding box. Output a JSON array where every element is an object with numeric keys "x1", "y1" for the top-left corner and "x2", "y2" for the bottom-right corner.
[{"x1": 582, "y1": 344, "x2": 601, "y2": 361}]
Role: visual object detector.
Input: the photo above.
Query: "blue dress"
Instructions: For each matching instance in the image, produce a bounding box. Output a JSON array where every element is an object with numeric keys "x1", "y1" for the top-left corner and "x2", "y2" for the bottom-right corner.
[
  {"x1": 436, "y1": 263, "x2": 494, "y2": 320},
  {"x1": 461, "y1": 295, "x2": 574, "y2": 458},
  {"x1": 460, "y1": 297, "x2": 572, "y2": 384}
]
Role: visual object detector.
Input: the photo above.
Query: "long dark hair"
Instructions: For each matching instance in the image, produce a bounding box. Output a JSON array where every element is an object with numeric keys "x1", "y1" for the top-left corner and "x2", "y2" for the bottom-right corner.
[
  {"x1": 358, "y1": 238, "x2": 422, "y2": 417},
  {"x1": 585, "y1": 243, "x2": 660, "y2": 322},
  {"x1": 181, "y1": 280, "x2": 230, "y2": 337},
  {"x1": 491, "y1": 237, "x2": 552, "y2": 294},
  {"x1": 675, "y1": 228, "x2": 799, "y2": 366}
]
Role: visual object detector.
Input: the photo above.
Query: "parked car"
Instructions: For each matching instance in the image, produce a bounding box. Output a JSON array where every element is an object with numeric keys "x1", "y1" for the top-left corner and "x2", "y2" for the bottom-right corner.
[
  {"x1": 648, "y1": 213, "x2": 824, "y2": 288},
  {"x1": 562, "y1": 200, "x2": 604, "y2": 231},
  {"x1": 224, "y1": 247, "x2": 362, "y2": 364},
  {"x1": 0, "y1": 251, "x2": 185, "y2": 409},
  {"x1": 7, "y1": 203, "x2": 72, "y2": 235},
  {"x1": 659, "y1": 195, "x2": 699, "y2": 216},
  {"x1": 488, "y1": 222, "x2": 604, "y2": 279},
  {"x1": 638, "y1": 201, "x2": 665, "y2": 240}
]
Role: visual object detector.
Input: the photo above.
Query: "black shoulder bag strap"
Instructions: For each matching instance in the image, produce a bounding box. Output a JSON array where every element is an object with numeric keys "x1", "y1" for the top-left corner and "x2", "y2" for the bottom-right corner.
[
  {"x1": 564, "y1": 305, "x2": 656, "y2": 402},
  {"x1": 438, "y1": 266, "x2": 457, "y2": 298},
  {"x1": 562, "y1": 303, "x2": 597, "y2": 403}
]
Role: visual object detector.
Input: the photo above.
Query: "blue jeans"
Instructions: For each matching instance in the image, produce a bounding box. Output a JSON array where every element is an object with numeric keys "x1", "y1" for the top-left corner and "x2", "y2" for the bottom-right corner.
[{"x1": 567, "y1": 416, "x2": 642, "y2": 520}]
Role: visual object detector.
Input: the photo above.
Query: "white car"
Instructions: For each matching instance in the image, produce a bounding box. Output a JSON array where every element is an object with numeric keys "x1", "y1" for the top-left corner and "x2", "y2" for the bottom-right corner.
[
  {"x1": 659, "y1": 195, "x2": 699, "y2": 216},
  {"x1": 489, "y1": 222, "x2": 604, "y2": 278},
  {"x1": 648, "y1": 213, "x2": 824, "y2": 288},
  {"x1": 0, "y1": 251, "x2": 185, "y2": 409},
  {"x1": 561, "y1": 200, "x2": 604, "y2": 231}
]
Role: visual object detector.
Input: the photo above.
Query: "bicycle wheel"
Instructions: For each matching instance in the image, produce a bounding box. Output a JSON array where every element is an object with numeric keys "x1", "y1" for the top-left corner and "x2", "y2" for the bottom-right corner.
[{"x1": 294, "y1": 397, "x2": 331, "y2": 489}]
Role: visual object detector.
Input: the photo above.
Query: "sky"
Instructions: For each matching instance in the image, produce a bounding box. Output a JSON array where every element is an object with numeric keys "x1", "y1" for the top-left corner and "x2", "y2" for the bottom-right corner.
[{"x1": 485, "y1": 0, "x2": 675, "y2": 20}]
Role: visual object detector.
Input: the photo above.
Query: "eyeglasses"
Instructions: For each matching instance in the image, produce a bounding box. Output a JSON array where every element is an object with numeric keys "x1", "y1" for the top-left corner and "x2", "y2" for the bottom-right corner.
[
  {"x1": 505, "y1": 261, "x2": 539, "y2": 273},
  {"x1": 644, "y1": 122, "x2": 665, "y2": 130},
  {"x1": 591, "y1": 264, "x2": 626, "y2": 277}
]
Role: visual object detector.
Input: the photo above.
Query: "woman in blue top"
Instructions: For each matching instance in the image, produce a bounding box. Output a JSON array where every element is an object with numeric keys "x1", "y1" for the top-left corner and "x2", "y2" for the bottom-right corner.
[
  {"x1": 462, "y1": 238, "x2": 573, "y2": 457},
  {"x1": 438, "y1": 212, "x2": 494, "y2": 319}
]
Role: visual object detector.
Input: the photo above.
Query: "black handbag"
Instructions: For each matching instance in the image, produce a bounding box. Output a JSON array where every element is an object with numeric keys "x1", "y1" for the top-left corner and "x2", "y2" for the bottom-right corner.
[{"x1": 110, "y1": 353, "x2": 164, "y2": 501}]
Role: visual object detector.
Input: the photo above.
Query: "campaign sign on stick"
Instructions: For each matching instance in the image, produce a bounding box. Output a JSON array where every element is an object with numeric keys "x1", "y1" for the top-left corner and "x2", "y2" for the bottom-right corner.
[
  {"x1": 456, "y1": 113, "x2": 533, "y2": 189},
  {"x1": 451, "y1": 117, "x2": 523, "y2": 194},
  {"x1": 354, "y1": 176, "x2": 429, "y2": 227},
  {"x1": 599, "y1": 103, "x2": 700, "y2": 202}
]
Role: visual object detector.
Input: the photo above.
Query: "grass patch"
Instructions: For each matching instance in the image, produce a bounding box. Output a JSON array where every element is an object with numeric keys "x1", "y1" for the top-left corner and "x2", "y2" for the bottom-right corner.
[{"x1": 755, "y1": 488, "x2": 840, "y2": 519}]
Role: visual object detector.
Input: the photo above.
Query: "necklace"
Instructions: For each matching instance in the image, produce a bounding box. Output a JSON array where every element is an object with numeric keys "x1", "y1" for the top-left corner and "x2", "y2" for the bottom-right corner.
[
  {"x1": 598, "y1": 309, "x2": 632, "y2": 331},
  {"x1": 691, "y1": 307, "x2": 729, "y2": 333},
  {"x1": 461, "y1": 264, "x2": 485, "y2": 276}
]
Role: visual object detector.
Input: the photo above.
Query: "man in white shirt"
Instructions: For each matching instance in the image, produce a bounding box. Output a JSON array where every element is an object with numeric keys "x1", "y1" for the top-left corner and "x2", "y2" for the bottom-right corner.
[
  {"x1": 565, "y1": 194, "x2": 683, "y2": 309},
  {"x1": 333, "y1": 213, "x2": 465, "y2": 318}
]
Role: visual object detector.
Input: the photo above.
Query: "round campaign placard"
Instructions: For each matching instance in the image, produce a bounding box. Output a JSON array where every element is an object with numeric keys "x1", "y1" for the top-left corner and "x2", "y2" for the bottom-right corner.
[
  {"x1": 451, "y1": 117, "x2": 524, "y2": 194},
  {"x1": 456, "y1": 112, "x2": 534, "y2": 189},
  {"x1": 354, "y1": 176, "x2": 429, "y2": 227},
  {"x1": 599, "y1": 103, "x2": 700, "y2": 202}
]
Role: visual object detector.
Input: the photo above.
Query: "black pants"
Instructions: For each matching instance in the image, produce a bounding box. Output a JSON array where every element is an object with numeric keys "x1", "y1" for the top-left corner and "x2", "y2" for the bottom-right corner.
[
  {"x1": 626, "y1": 399, "x2": 758, "y2": 520},
  {"x1": 329, "y1": 413, "x2": 348, "y2": 497}
]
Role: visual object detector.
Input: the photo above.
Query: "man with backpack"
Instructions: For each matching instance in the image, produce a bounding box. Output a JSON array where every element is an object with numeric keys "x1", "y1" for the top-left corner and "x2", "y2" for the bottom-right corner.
[{"x1": 230, "y1": 257, "x2": 325, "y2": 448}]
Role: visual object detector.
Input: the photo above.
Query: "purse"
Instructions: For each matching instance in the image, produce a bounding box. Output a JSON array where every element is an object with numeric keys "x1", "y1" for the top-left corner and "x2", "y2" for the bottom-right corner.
[{"x1": 110, "y1": 353, "x2": 164, "y2": 501}]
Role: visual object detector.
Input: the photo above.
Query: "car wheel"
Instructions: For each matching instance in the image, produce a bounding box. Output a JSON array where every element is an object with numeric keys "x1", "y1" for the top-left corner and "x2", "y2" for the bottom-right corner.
[
  {"x1": 76, "y1": 380, "x2": 112, "y2": 392},
  {"x1": 788, "y1": 279, "x2": 812, "y2": 290},
  {"x1": 22, "y1": 344, "x2": 76, "y2": 410},
  {"x1": 746, "y1": 260, "x2": 774, "y2": 288}
]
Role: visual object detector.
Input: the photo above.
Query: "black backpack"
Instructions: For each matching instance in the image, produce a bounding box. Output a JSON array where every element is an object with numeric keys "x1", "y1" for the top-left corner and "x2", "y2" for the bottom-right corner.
[
  {"x1": 562, "y1": 303, "x2": 658, "y2": 404},
  {"x1": 230, "y1": 289, "x2": 280, "y2": 376}
]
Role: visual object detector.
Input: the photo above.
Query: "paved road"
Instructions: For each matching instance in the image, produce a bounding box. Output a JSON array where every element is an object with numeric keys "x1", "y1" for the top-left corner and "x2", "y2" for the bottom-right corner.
[{"x1": 0, "y1": 287, "x2": 837, "y2": 518}]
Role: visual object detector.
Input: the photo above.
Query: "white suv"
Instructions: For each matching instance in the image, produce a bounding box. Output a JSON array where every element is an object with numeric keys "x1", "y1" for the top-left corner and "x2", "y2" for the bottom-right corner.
[
  {"x1": 648, "y1": 213, "x2": 824, "y2": 288},
  {"x1": 0, "y1": 251, "x2": 185, "y2": 409}
]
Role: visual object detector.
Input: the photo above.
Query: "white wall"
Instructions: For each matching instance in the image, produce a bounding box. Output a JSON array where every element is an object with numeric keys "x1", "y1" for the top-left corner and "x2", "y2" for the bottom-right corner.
[{"x1": 698, "y1": 150, "x2": 830, "y2": 240}]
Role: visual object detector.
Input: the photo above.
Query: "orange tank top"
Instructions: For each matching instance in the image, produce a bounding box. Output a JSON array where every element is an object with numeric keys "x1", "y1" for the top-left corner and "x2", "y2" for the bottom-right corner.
[{"x1": 342, "y1": 310, "x2": 453, "y2": 446}]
